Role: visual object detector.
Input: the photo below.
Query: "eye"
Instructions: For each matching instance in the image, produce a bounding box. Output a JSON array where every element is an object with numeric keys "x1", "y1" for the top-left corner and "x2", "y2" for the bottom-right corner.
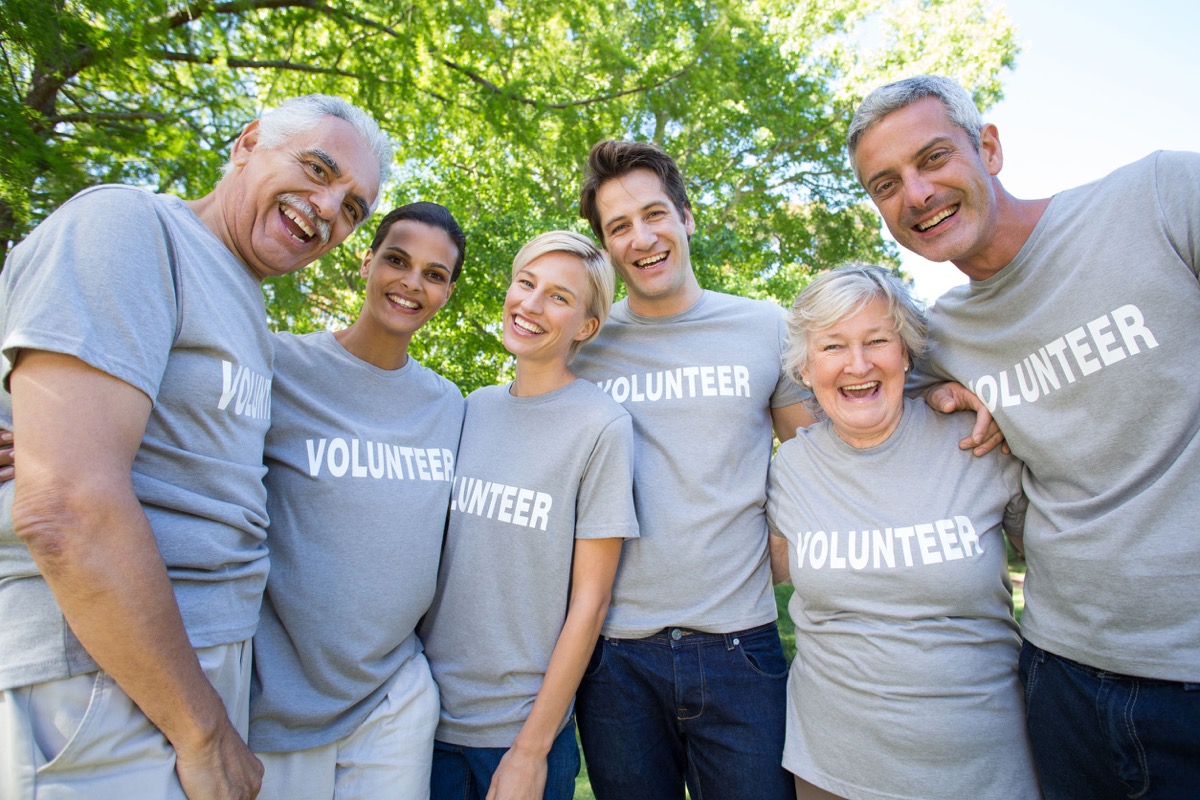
[
  {"x1": 308, "y1": 161, "x2": 327, "y2": 179},
  {"x1": 518, "y1": 278, "x2": 534, "y2": 288},
  {"x1": 647, "y1": 209, "x2": 666, "y2": 220},
  {"x1": 343, "y1": 202, "x2": 361, "y2": 225},
  {"x1": 608, "y1": 222, "x2": 629, "y2": 236},
  {"x1": 426, "y1": 270, "x2": 447, "y2": 284},
  {"x1": 552, "y1": 293, "x2": 569, "y2": 304},
  {"x1": 821, "y1": 343, "x2": 843, "y2": 352},
  {"x1": 871, "y1": 179, "x2": 895, "y2": 198},
  {"x1": 924, "y1": 149, "x2": 949, "y2": 168}
]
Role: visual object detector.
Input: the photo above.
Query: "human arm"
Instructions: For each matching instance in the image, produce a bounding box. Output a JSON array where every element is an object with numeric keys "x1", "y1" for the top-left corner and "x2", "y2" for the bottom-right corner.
[
  {"x1": 921, "y1": 382, "x2": 1009, "y2": 456},
  {"x1": 10, "y1": 351, "x2": 262, "y2": 799},
  {"x1": 772, "y1": 402, "x2": 816, "y2": 444},
  {"x1": 0, "y1": 430, "x2": 11, "y2": 481},
  {"x1": 485, "y1": 536, "x2": 624, "y2": 800},
  {"x1": 769, "y1": 535, "x2": 791, "y2": 586}
]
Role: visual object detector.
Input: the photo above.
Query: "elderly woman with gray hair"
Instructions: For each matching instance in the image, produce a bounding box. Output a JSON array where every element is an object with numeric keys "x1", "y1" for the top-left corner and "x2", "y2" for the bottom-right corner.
[{"x1": 766, "y1": 265, "x2": 1040, "y2": 800}]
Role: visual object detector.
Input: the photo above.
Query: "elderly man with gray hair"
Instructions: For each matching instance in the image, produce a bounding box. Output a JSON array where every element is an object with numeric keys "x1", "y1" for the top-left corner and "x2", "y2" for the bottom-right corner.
[
  {"x1": 848, "y1": 74, "x2": 1200, "y2": 800},
  {"x1": 0, "y1": 94, "x2": 389, "y2": 799}
]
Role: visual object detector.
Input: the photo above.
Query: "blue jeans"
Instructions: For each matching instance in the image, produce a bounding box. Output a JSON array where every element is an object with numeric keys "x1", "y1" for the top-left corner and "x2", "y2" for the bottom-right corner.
[
  {"x1": 1019, "y1": 641, "x2": 1200, "y2": 800},
  {"x1": 576, "y1": 622, "x2": 792, "y2": 800},
  {"x1": 430, "y1": 717, "x2": 580, "y2": 800}
]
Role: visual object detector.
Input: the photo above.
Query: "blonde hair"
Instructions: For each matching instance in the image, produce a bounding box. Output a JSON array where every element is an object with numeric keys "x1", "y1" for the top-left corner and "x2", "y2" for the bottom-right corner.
[{"x1": 511, "y1": 231, "x2": 615, "y2": 360}]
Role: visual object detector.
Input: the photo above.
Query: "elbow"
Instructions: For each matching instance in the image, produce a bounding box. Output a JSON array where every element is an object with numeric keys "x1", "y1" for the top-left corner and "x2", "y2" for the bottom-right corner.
[{"x1": 13, "y1": 482, "x2": 108, "y2": 569}]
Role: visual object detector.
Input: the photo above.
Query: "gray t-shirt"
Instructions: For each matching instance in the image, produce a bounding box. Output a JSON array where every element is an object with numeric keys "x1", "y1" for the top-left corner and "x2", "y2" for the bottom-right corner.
[
  {"x1": 419, "y1": 379, "x2": 638, "y2": 747},
  {"x1": 767, "y1": 399, "x2": 1038, "y2": 800},
  {"x1": 911, "y1": 151, "x2": 1200, "y2": 682},
  {"x1": 249, "y1": 330, "x2": 465, "y2": 752},
  {"x1": 572, "y1": 290, "x2": 806, "y2": 638},
  {"x1": 0, "y1": 185, "x2": 273, "y2": 690}
]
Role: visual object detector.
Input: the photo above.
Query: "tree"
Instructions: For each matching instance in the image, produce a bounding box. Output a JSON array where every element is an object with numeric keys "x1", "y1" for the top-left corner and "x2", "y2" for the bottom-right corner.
[{"x1": 1, "y1": 0, "x2": 1017, "y2": 392}]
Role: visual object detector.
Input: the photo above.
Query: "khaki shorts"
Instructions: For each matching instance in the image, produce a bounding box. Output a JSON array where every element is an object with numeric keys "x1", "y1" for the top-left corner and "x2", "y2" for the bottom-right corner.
[
  {"x1": 257, "y1": 651, "x2": 439, "y2": 800},
  {"x1": 0, "y1": 640, "x2": 251, "y2": 799}
]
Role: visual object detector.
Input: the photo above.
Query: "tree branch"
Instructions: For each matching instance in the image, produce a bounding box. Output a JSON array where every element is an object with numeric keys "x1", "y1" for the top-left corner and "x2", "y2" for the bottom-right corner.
[{"x1": 159, "y1": 50, "x2": 358, "y2": 77}]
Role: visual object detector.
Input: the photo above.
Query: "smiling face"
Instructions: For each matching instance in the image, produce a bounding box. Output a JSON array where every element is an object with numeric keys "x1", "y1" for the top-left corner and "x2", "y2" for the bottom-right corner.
[
  {"x1": 854, "y1": 97, "x2": 1006, "y2": 277},
  {"x1": 594, "y1": 168, "x2": 699, "y2": 316},
  {"x1": 802, "y1": 296, "x2": 910, "y2": 449},
  {"x1": 359, "y1": 219, "x2": 458, "y2": 341},
  {"x1": 222, "y1": 115, "x2": 381, "y2": 280},
  {"x1": 503, "y1": 251, "x2": 599, "y2": 368}
]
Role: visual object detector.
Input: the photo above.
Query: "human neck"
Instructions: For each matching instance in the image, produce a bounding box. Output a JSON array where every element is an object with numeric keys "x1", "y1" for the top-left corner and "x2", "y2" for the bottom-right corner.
[
  {"x1": 626, "y1": 278, "x2": 704, "y2": 318},
  {"x1": 334, "y1": 320, "x2": 411, "y2": 371},
  {"x1": 953, "y1": 189, "x2": 1052, "y2": 282},
  {"x1": 511, "y1": 357, "x2": 575, "y2": 397}
]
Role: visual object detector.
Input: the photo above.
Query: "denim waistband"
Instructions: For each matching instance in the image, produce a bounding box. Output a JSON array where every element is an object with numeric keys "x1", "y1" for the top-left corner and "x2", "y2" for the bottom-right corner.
[{"x1": 612, "y1": 621, "x2": 777, "y2": 648}]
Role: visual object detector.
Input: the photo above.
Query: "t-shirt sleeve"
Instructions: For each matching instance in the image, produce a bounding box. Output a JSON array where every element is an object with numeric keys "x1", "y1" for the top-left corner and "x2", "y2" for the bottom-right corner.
[
  {"x1": 996, "y1": 452, "x2": 1028, "y2": 539},
  {"x1": 771, "y1": 305, "x2": 809, "y2": 409},
  {"x1": 1152, "y1": 150, "x2": 1200, "y2": 280},
  {"x1": 2, "y1": 187, "x2": 178, "y2": 399},
  {"x1": 573, "y1": 411, "x2": 639, "y2": 541}
]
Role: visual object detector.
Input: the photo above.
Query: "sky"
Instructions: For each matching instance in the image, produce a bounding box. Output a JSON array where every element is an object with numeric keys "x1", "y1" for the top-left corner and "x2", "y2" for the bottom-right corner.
[{"x1": 894, "y1": 0, "x2": 1200, "y2": 302}]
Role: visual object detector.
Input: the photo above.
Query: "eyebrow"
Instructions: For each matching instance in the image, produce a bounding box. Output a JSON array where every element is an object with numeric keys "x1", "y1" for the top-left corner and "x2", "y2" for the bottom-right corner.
[
  {"x1": 304, "y1": 147, "x2": 372, "y2": 220},
  {"x1": 863, "y1": 135, "x2": 953, "y2": 189},
  {"x1": 603, "y1": 200, "x2": 669, "y2": 231},
  {"x1": 382, "y1": 246, "x2": 451, "y2": 274},
  {"x1": 516, "y1": 269, "x2": 577, "y2": 297}
]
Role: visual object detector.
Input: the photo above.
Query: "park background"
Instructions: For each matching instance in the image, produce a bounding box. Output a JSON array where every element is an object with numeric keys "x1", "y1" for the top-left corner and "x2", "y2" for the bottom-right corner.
[{"x1": 2, "y1": 2, "x2": 1195, "y2": 795}]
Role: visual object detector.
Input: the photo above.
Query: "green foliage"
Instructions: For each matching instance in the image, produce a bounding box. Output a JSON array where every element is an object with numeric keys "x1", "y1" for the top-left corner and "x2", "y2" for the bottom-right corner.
[{"x1": 1, "y1": 0, "x2": 1018, "y2": 392}]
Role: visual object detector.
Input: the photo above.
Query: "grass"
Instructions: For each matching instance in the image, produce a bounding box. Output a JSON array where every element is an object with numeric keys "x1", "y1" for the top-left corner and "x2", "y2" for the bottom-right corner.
[{"x1": 572, "y1": 546, "x2": 1026, "y2": 796}]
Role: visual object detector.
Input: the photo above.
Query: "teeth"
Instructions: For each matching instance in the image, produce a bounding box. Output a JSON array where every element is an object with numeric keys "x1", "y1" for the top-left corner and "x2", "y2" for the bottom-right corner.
[
  {"x1": 916, "y1": 206, "x2": 957, "y2": 232},
  {"x1": 842, "y1": 381, "x2": 879, "y2": 392},
  {"x1": 388, "y1": 294, "x2": 419, "y2": 310},
  {"x1": 282, "y1": 205, "x2": 315, "y2": 237},
  {"x1": 634, "y1": 253, "x2": 668, "y2": 268},
  {"x1": 514, "y1": 316, "x2": 544, "y2": 334}
]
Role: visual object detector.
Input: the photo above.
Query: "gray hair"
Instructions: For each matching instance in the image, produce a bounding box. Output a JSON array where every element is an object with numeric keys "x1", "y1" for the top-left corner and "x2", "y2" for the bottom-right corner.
[
  {"x1": 511, "y1": 231, "x2": 615, "y2": 361},
  {"x1": 228, "y1": 94, "x2": 393, "y2": 214},
  {"x1": 783, "y1": 264, "x2": 927, "y2": 402},
  {"x1": 847, "y1": 75, "x2": 983, "y2": 181}
]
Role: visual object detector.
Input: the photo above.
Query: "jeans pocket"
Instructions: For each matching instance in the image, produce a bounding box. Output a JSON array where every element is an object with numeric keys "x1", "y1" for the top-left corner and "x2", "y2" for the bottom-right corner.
[
  {"x1": 583, "y1": 637, "x2": 608, "y2": 678},
  {"x1": 735, "y1": 630, "x2": 789, "y2": 679},
  {"x1": 1018, "y1": 641, "x2": 1044, "y2": 708}
]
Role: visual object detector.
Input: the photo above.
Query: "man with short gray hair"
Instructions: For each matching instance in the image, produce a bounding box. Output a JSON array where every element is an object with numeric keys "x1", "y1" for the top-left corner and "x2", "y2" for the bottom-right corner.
[
  {"x1": 0, "y1": 94, "x2": 388, "y2": 799},
  {"x1": 849, "y1": 74, "x2": 1200, "y2": 799}
]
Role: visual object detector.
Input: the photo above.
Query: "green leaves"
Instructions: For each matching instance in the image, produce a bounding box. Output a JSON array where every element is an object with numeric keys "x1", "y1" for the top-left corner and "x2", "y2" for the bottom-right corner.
[{"x1": 1, "y1": 0, "x2": 1017, "y2": 393}]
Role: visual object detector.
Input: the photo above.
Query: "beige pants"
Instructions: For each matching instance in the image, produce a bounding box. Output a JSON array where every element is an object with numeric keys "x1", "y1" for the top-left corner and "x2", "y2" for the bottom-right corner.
[
  {"x1": 0, "y1": 640, "x2": 251, "y2": 800},
  {"x1": 257, "y1": 651, "x2": 439, "y2": 800}
]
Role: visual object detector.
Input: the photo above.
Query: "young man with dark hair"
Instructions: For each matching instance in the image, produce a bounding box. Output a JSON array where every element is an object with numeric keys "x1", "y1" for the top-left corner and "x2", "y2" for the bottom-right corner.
[{"x1": 571, "y1": 139, "x2": 814, "y2": 800}]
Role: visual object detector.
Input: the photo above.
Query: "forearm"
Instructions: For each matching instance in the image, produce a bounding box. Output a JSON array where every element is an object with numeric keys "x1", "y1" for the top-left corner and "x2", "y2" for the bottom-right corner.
[
  {"x1": 510, "y1": 591, "x2": 609, "y2": 756},
  {"x1": 15, "y1": 486, "x2": 233, "y2": 753},
  {"x1": 11, "y1": 351, "x2": 237, "y2": 758}
]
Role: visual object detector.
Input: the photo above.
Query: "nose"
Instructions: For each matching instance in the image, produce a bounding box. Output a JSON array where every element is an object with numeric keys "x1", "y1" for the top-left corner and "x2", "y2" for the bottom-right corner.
[
  {"x1": 845, "y1": 344, "x2": 870, "y2": 375},
  {"x1": 520, "y1": 289, "x2": 544, "y2": 314},
  {"x1": 903, "y1": 170, "x2": 935, "y2": 209},
  {"x1": 631, "y1": 219, "x2": 655, "y2": 250},
  {"x1": 310, "y1": 185, "x2": 345, "y2": 221}
]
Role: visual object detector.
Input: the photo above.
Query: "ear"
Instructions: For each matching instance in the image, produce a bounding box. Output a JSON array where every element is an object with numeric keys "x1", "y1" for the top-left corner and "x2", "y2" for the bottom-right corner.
[
  {"x1": 360, "y1": 249, "x2": 373, "y2": 280},
  {"x1": 978, "y1": 123, "x2": 1003, "y2": 177},
  {"x1": 574, "y1": 316, "x2": 600, "y2": 343},
  {"x1": 442, "y1": 282, "x2": 456, "y2": 306},
  {"x1": 683, "y1": 206, "x2": 696, "y2": 237},
  {"x1": 229, "y1": 119, "x2": 263, "y2": 169}
]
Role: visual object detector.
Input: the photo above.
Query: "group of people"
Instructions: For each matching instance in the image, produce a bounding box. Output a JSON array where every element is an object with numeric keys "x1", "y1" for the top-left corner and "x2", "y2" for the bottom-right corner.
[{"x1": 0, "y1": 73, "x2": 1195, "y2": 800}]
